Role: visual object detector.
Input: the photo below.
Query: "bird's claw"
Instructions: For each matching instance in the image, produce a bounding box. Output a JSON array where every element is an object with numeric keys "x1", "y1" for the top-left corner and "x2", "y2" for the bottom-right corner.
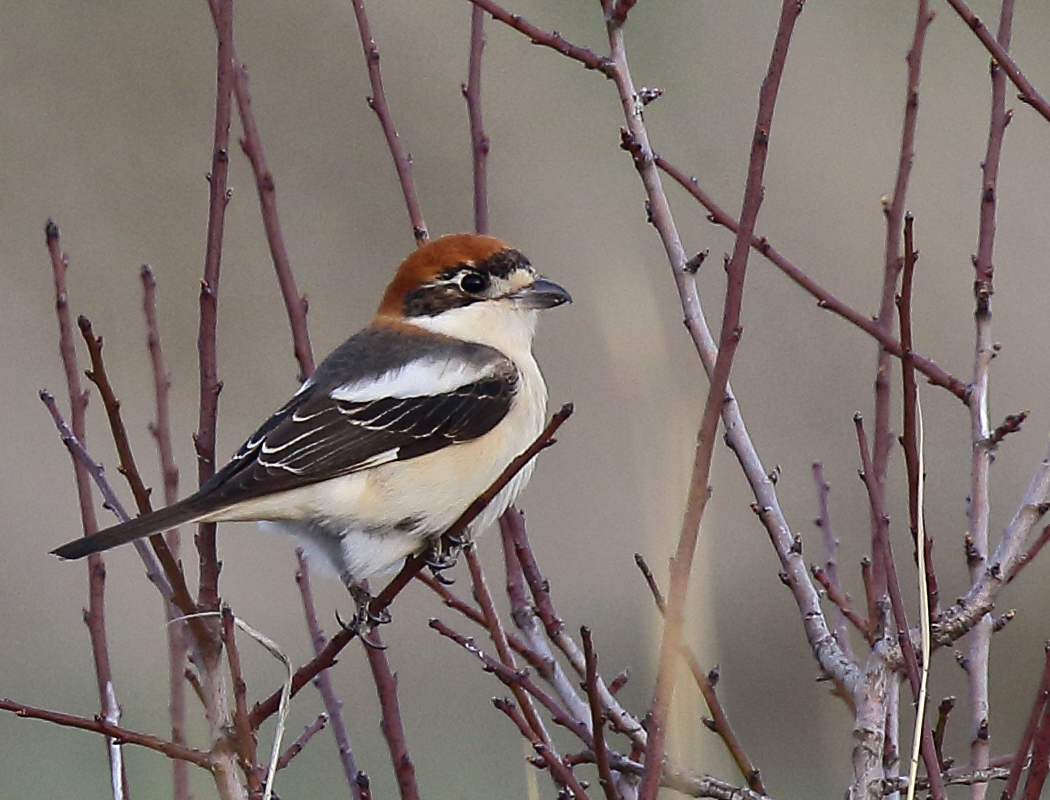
[{"x1": 338, "y1": 585, "x2": 391, "y2": 649}]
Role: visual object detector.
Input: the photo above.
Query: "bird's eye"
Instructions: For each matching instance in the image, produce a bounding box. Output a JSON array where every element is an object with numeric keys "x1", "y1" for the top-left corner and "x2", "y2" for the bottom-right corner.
[{"x1": 460, "y1": 271, "x2": 489, "y2": 294}]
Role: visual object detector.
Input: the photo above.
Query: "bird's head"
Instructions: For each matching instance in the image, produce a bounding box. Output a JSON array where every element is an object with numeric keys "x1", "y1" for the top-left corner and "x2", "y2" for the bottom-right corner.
[{"x1": 373, "y1": 233, "x2": 571, "y2": 357}]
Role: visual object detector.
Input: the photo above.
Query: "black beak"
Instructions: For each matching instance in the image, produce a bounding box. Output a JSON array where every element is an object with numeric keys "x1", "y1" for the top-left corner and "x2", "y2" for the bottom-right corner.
[{"x1": 516, "y1": 276, "x2": 572, "y2": 310}]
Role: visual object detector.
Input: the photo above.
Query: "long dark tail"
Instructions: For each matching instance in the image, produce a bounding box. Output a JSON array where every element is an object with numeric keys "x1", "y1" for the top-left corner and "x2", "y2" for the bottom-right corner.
[{"x1": 51, "y1": 496, "x2": 212, "y2": 560}]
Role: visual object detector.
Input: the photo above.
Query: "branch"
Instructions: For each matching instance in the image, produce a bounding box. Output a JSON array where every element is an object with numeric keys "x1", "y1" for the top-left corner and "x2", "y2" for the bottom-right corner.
[
  {"x1": 463, "y1": 5, "x2": 490, "y2": 234},
  {"x1": 637, "y1": 3, "x2": 804, "y2": 793},
  {"x1": 195, "y1": 0, "x2": 235, "y2": 612},
  {"x1": 943, "y1": 0, "x2": 1050, "y2": 124},
  {"x1": 349, "y1": 0, "x2": 428, "y2": 244},
  {"x1": 0, "y1": 698, "x2": 211, "y2": 769},
  {"x1": 653, "y1": 155, "x2": 967, "y2": 402},
  {"x1": 294, "y1": 551, "x2": 362, "y2": 797},
  {"x1": 44, "y1": 220, "x2": 127, "y2": 798}
]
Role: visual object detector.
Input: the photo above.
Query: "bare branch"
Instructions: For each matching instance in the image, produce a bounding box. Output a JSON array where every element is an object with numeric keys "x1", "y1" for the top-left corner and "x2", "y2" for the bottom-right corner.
[
  {"x1": 0, "y1": 698, "x2": 211, "y2": 769},
  {"x1": 349, "y1": 0, "x2": 428, "y2": 244}
]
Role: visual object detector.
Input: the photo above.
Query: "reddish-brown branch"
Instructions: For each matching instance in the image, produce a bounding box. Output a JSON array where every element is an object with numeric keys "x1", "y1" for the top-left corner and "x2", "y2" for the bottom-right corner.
[
  {"x1": 362, "y1": 628, "x2": 421, "y2": 800},
  {"x1": 349, "y1": 0, "x2": 428, "y2": 245},
  {"x1": 141, "y1": 264, "x2": 191, "y2": 800},
  {"x1": 45, "y1": 221, "x2": 127, "y2": 797},
  {"x1": 468, "y1": 0, "x2": 614, "y2": 77},
  {"x1": 275, "y1": 713, "x2": 329, "y2": 772},
  {"x1": 464, "y1": 546, "x2": 553, "y2": 746},
  {"x1": 943, "y1": 0, "x2": 1050, "y2": 124},
  {"x1": 639, "y1": 4, "x2": 803, "y2": 795},
  {"x1": 653, "y1": 155, "x2": 968, "y2": 402},
  {"x1": 195, "y1": 0, "x2": 235, "y2": 612},
  {"x1": 635, "y1": 553, "x2": 766, "y2": 792},
  {"x1": 463, "y1": 5, "x2": 490, "y2": 235},
  {"x1": 222, "y1": 608, "x2": 262, "y2": 796},
  {"x1": 294, "y1": 551, "x2": 362, "y2": 797},
  {"x1": 76, "y1": 316, "x2": 199, "y2": 621},
  {"x1": 504, "y1": 506, "x2": 646, "y2": 747},
  {"x1": 0, "y1": 698, "x2": 212, "y2": 769},
  {"x1": 234, "y1": 64, "x2": 314, "y2": 381},
  {"x1": 1023, "y1": 701, "x2": 1050, "y2": 799},
  {"x1": 812, "y1": 566, "x2": 873, "y2": 645},
  {"x1": 582, "y1": 627, "x2": 622, "y2": 800},
  {"x1": 1007, "y1": 524, "x2": 1050, "y2": 584},
  {"x1": 492, "y1": 698, "x2": 590, "y2": 799},
  {"x1": 1003, "y1": 643, "x2": 1050, "y2": 800}
]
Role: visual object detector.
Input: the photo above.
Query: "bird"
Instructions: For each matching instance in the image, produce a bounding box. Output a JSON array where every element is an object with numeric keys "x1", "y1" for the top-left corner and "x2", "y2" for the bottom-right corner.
[{"x1": 51, "y1": 233, "x2": 570, "y2": 626}]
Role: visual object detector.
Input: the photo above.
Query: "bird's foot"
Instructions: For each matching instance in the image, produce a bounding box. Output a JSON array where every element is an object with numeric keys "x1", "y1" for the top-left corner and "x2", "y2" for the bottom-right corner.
[
  {"x1": 337, "y1": 584, "x2": 391, "y2": 649},
  {"x1": 424, "y1": 535, "x2": 468, "y2": 584}
]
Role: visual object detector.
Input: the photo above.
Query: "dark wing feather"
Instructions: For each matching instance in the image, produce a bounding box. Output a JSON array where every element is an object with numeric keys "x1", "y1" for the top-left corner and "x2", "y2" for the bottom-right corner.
[{"x1": 198, "y1": 362, "x2": 518, "y2": 508}]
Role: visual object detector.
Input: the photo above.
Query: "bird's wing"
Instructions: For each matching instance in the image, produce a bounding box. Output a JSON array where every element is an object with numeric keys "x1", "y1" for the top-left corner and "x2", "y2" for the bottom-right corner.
[{"x1": 198, "y1": 348, "x2": 518, "y2": 508}]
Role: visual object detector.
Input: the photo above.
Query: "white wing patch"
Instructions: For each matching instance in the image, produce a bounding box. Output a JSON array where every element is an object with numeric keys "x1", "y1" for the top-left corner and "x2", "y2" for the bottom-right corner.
[{"x1": 330, "y1": 357, "x2": 497, "y2": 403}]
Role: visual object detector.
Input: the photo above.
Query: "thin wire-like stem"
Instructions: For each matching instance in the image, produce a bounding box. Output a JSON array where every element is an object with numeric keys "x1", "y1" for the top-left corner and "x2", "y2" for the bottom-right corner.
[{"x1": 349, "y1": 0, "x2": 428, "y2": 245}]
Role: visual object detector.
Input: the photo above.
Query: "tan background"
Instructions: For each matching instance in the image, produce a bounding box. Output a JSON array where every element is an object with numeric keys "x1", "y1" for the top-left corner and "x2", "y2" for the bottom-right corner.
[{"x1": 3, "y1": 1, "x2": 1050, "y2": 797}]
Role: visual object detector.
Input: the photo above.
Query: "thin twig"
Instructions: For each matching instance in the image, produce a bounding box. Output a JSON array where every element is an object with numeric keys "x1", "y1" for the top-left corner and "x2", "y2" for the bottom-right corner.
[
  {"x1": 637, "y1": 2, "x2": 803, "y2": 793},
  {"x1": 463, "y1": 4, "x2": 490, "y2": 235},
  {"x1": 294, "y1": 551, "x2": 362, "y2": 797},
  {"x1": 1002, "y1": 643, "x2": 1050, "y2": 800},
  {"x1": 464, "y1": 546, "x2": 554, "y2": 747},
  {"x1": 235, "y1": 63, "x2": 314, "y2": 381},
  {"x1": 362, "y1": 627, "x2": 421, "y2": 800},
  {"x1": 76, "y1": 316, "x2": 198, "y2": 617},
  {"x1": 0, "y1": 698, "x2": 211, "y2": 769},
  {"x1": 653, "y1": 155, "x2": 968, "y2": 402},
  {"x1": 812, "y1": 462, "x2": 855, "y2": 655},
  {"x1": 349, "y1": 0, "x2": 428, "y2": 244},
  {"x1": 492, "y1": 698, "x2": 591, "y2": 800},
  {"x1": 943, "y1": 0, "x2": 1050, "y2": 124},
  {"x1": 223, "y1": 608, "x2": 263, "y2": 797},
  {"x1": 44, "y1": 221, "x2": 128, "y2": 800},
  {"x1": 1007, "y1": 524, "x2": 1050, "y2": 584},
  {"x1": 468, "y1": 0, "x2": 614, "y2": 77},
  {"x1": 141, "y1": 264, "x2": 191, "y2": 800},
  {"x1": 195, "y1": 0, "x2": 235, "y2": 612},
  {"x1": 635, "y1": 553, "x2": 766, "y2": 793},
  {"x1": 275, "y1": 713, "x2": 329, "y2": 771},
  {"x1": 582, "y1": 627, "x2": 622, "y2": 800}
]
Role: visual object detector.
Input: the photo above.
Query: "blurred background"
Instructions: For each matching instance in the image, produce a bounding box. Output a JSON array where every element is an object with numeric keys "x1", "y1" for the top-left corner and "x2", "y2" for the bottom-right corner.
[{"x1": 2, "y1": 1, "x2": 1050, "y2": 797}]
